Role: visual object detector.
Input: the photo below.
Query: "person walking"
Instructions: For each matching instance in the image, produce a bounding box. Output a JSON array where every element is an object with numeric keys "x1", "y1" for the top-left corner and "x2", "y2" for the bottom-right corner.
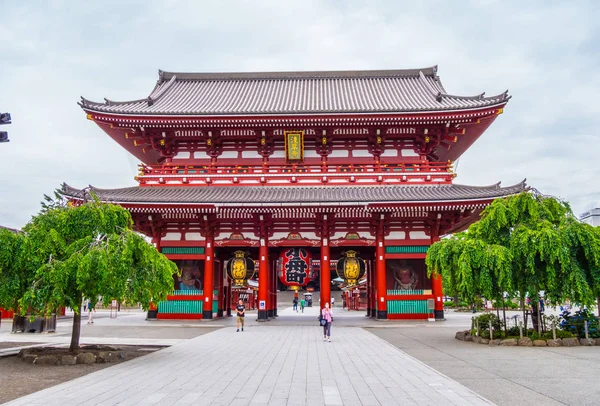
[
  {"x1": 293, "y1": 297, "x2": 298, "y2": 313},
  {"x1": 86, "y1": 300, "x2": 95, "y2": 324},
  {"x1": 236, "y1": 299, "x2": 245, "y2": 332},
  {"x1": 321, "y1": 302, "x2": 333, "y2": 342},
  {"x1": 331, "y1": 297, "x2": 335, "y2": 307},
  {"x1": 300, "y1": 298, "x2": 305, "y2": 313}
]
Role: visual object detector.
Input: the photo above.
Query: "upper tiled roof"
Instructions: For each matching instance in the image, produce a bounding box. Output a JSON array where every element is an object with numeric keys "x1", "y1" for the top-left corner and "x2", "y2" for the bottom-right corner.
[
  {"x1": 79, "y1": 67, "x2": 509, "y2": 116},
  {"x1": 62, "y1": 181, "x2": 526, "y2": 205}
]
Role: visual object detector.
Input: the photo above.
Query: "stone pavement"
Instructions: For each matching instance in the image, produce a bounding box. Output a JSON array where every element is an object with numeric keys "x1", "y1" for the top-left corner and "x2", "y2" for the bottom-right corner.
[{"x1": 5, "y1": 322, "x2": 492, "y2": 405}]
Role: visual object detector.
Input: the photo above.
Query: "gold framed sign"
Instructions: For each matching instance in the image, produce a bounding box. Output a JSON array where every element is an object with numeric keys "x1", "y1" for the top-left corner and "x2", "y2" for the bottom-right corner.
[{"x1": 284, "y1": 130, "x2": 304, "y2": 162}]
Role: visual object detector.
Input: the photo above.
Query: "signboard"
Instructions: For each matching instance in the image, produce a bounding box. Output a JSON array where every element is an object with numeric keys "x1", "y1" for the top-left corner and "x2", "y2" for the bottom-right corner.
[
  {"x1": 259, "y1": 300, "x2": 266, "y2": 310},
  {"x1": 284, "y1": 131, "x2": 304, "y2": 162}
]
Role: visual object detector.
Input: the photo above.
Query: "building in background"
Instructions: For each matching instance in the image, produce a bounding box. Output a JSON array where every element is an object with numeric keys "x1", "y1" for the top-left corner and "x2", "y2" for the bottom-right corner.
[{"x1": 581, "y1": 208, "x2": 600, "y2": 226}]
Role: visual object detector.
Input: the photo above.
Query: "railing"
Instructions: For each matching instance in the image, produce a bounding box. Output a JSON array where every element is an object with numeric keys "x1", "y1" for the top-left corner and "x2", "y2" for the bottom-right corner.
[
  {"x1": 136, "y1": 162, "x2": 454, "y2": 186},
  {"x1": 139, "y1": 162, "x2": 451, "y2": 176}
]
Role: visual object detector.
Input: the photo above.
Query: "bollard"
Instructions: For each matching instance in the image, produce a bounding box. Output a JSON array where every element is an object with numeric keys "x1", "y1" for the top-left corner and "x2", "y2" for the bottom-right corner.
[
  {"x1": 489, "y1": 320, "x2": 493, "y2": 340},
  {"x1": 585, "y1": 320, "x2": 589, "y2": 340},
  {"x1": 519, "y1": 321, "x2": 523, "y2": 339},
  {"x1": 552, "y1": 320, "x2": 556, "y2": 340}
]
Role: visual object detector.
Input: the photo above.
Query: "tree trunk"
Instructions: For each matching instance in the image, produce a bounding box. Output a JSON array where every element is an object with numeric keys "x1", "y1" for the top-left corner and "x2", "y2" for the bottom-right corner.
[
  {"x1": 11, "y1": 299, "x2": 25, "y2": 333},
  {"x1": 453, "y1": 294, "x2": 459, "y2": 308},
  {"x1": 597, "y1": 297, "x2": 600, "y2": 317},
  {"x1": 502, "y1": 302, "x2": 507, "y2": 336},
  {"x1": 531, "y1": 303, "x2": 540, "y2": 333},
  {"x1": 522, "y1": 298, "x2": 527, "y2": 333},
  {"x1": 70, "y1": 305, "x2": 82, "y2": 352}
]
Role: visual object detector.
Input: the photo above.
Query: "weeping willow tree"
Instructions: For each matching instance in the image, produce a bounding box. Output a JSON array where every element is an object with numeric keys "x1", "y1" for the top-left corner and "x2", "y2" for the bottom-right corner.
[
  {"x1": 427, "y1": 192, "x2": 600, "y2": 331},
  {"x1": 12, "y1": 197, "x2": 178, "y2": 352}
]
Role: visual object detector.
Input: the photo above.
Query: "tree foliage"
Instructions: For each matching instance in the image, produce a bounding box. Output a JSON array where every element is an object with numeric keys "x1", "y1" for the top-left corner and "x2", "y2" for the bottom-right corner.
[
  {"x1": 427, "y1": 192, "x2": 600, "y2": 311},
  {"x1": 0, "y1": 228, "x2": 34, "y2": 312},
  {"x1": 0, "y1": 197, "x2": 178, "y2": 351}
]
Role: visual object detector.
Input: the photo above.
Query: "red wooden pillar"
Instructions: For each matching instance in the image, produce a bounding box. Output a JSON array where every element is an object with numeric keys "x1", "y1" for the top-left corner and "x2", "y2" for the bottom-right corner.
[
  {"x1": 368, "y1": 258, "x2": 375, "y2": 317},
  {"x1": 226, "y1": 280, "x2": 232, "y2": 317},
  {"x1": 270, "y1": 255, "x2": 278, "y2": 317},
  {"x1": 216, "y1": 256, "x2": 224, "y2": 318},
  {"x1": 149, "y1": 230, "x2": 162, "y2": 320},
  {"x1": 267, "y1": 250, "x2": 274, "y2": 318},
  {"x1": 258, "y1": 227, "x2": 269, "y2": 321},
  {"x1": 203, "y1": 231, "x2": 215, "y2": 319},
  {"x1": 320, "y1": 215, "x2": 330, "y2": 310},
  {"x1": 431, "y1": 234, "x2": 445, "y2": 320},
  {"x1": 376, "y1": 224, "x2": 387, "y2": 319}
]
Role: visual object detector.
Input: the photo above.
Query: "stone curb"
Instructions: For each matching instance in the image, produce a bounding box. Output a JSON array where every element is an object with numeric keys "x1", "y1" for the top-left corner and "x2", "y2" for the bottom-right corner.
[{"x1": 454, "y1": 330, "x2": 600, "y2": 347}]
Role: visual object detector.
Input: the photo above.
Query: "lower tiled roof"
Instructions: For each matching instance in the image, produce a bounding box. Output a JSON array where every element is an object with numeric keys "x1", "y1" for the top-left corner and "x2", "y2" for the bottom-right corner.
[{"x1": 62, "y1": 181, "x2": 527, "y2": 205}]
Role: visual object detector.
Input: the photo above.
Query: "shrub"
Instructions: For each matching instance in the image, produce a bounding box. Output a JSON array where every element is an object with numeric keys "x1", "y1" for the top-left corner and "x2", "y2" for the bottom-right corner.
[
  {"x1": 472, "y1": 313, "x2": 504, "y2": 337},
  {"x1": 506, "y1": 326, "x2": 521, "y2": 336},
  {"x1": 444, "y1": 301, "x2": 455, "y2": 308},
  {"x1": 559, "y1": 308, "x2": 600, "y2": 338}
]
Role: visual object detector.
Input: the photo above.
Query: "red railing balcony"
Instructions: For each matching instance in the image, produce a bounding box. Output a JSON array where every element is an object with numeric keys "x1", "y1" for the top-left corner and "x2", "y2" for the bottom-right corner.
[{"x1": 136, "y1": 162, "x2": 454, "y2": 186}]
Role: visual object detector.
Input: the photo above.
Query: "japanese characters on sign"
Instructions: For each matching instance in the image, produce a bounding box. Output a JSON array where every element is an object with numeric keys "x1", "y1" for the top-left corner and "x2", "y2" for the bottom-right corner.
[
  {"x1": 284, "y1": 130, "x2": 304, "y2": 162},
  {"x1": 279, "y1": 247, "x2": 312, "y2": 287}
]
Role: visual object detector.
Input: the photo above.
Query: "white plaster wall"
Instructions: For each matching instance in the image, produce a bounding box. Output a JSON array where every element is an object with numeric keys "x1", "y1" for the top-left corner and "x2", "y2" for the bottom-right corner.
[
  {"x1": 173, "y1": 151, "x2": 191, "y2": 159},
  {"x1": 401, "y1": 149, "x2": 419, "y2": 157},
  {"x1": 387, "y1": 231, "x2": 406, "y2": 240},
  {"x1": 304, "y1": 150, "x2": 320, "y2": 158},
  {"x1": 220, "y1": 151, "x2": 238, "y2": 159},
  {"x1": 330, "y1": 150, "x2": 349, "y2": 157},
  {"x1": 185, "y1": 232, "x2": 204, "y2": 241},
  {"x1": 241, "y1": 151, "x2": 263, "y2": 158},
  {"x1": 352, "y1": 149, "x2": 372, "y2": 157},
  {"x1": 381, "y1": 150, "x2": 398, "y2": 157},
  {"x1": 194, "y1": 151, "x2": 212, "y2": 159},
  {"x1": 409, "y1": 231, "x2": 429, "y2": 239},
  {"x1": 162, "y1": 232, "x2": 182, "y2": 241}
]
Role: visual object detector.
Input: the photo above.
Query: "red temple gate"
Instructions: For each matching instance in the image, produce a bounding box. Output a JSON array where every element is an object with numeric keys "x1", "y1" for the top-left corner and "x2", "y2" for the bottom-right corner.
[{"x1": 66, "y1": 66, "x2": 525, "y2": 321}]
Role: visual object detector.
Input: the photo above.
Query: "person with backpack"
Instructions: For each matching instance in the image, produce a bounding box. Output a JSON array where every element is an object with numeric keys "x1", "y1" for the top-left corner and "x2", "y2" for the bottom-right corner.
[{"x1": 321, "y1": 302, "x2": 333, "y2": 342}]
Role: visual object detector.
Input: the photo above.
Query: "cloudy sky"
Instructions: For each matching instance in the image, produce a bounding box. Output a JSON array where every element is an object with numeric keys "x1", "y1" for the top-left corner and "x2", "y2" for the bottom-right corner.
[{"x1": 1, "y1": 0, "x2": 599, "y2": 229}]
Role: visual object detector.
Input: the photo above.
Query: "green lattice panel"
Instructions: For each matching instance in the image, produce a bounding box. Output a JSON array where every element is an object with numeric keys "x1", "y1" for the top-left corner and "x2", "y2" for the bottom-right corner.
[
  {"x1": 387, "y1": 300, "x2": 428, "y2": 314},
  {"x1": 385, "y1": 246, "x2": 429, "y2": 254},
  {"x1": 387, "y1": 289, "x2": 425, "y2": 295},
  {"x1": 171, "y1": 290, "x2": 204, "y2": 295},
  {"x1": 158, "y1": 300, "x2": 203, "y2": 314},
  {"x1": 161, "y1": 247, "x2": 205, "y2": 255}
]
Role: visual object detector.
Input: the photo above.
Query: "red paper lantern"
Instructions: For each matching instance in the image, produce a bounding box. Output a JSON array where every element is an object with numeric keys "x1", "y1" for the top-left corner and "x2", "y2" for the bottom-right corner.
[{"x1": 278, "y1": 248, "x2": 313, "y2": 287}]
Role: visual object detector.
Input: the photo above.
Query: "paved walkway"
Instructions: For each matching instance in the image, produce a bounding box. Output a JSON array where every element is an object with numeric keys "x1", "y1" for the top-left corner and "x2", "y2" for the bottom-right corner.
[{"x1": 6, "y1": 323, "x2": 492, "y2": 406}]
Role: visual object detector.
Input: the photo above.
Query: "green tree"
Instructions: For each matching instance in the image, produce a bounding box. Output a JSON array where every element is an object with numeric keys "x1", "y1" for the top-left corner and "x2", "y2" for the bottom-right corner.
[
  {"x1": 0, "y1": 228, "x2": 35, "y2": 327},
  {"x1": 15, "y1": 199, "x2": 178, "y2": 351},
  {"x1": 427, "y1": 192, "x2": 600, "y2": 331}
]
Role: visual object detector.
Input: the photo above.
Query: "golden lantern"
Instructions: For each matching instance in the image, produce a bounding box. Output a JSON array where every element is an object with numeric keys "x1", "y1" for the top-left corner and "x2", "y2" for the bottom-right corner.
[
  {"x1": 336, "y1": 250, "x2": 366, "y2": 287},
  {"x1": 226, "y1": 250, "x2": 256, "y2": 287}
]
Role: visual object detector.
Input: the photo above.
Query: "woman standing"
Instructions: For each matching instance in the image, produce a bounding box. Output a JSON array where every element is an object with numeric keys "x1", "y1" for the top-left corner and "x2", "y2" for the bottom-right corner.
[{"x1": 321, "y1": 302, "x2": 333, "y2": 342}]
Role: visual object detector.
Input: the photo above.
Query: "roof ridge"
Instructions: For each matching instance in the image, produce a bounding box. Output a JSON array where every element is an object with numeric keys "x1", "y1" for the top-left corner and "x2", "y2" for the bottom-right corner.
[
  {"x1": 157, "y1": 67, "x2": 439, "y2": 83},
  {"x1": 440, "y1": 90, "x2": 509, "y2": 102}
]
